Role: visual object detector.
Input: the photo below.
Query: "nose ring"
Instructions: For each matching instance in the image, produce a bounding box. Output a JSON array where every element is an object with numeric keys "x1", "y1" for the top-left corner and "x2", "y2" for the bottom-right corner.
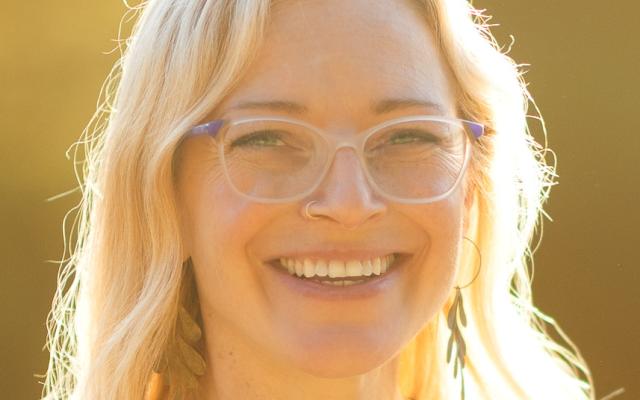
[{"x1": 304, "y1": 200, "x2": 320, "y2": 220}]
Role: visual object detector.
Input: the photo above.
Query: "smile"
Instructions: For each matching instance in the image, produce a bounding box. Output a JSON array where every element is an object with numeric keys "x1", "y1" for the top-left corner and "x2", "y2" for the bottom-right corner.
[{"x1": 269, "y1": 253, "x2": 402, "y2": 286}]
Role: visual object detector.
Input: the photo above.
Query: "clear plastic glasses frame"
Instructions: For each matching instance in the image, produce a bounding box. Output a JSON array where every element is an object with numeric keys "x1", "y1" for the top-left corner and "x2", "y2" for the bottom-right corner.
[{"x1": 187, "y1": 115, "x2": 484, "y2": 204}]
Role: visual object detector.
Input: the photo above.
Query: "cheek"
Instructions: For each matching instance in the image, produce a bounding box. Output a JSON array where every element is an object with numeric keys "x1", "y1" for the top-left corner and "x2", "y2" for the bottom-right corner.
[
  {"x1": 178, "y1": 141, "x2": 257, "y2": 257},
  {"x1": 402, "y1": 197, "x2": 464, "y2": 327},
  {"x1": 178, "y1": 160, "x2": 270, "y2": 324}
]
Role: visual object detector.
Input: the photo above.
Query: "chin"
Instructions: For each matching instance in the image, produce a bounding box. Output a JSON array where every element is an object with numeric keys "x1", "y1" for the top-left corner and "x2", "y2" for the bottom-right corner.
[{"x1": 279, "y1": 334, "x2": 399, "y2": 378}]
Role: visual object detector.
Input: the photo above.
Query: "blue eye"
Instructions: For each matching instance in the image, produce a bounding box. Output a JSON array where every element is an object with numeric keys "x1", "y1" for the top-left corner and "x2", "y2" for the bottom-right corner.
[{"x1": 229, "y1": 130, "x2": 285, "y2": 148}]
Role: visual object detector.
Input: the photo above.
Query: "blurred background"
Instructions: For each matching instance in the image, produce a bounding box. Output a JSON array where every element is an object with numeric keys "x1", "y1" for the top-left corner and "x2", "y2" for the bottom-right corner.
[{"x1": 1, "y1": 1, "x2": 637, "y2": 399}]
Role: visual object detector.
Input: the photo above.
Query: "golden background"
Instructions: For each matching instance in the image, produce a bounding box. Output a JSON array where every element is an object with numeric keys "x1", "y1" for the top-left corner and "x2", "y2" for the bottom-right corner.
[{"x1": 1, "y1": 1, "x2": 638, "y2": 399}]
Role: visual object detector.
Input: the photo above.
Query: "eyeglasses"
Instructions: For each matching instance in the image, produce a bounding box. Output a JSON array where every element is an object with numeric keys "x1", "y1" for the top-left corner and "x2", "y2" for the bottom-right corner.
[{"x1": 187, "y1": 115, "x2": 484, "y2": 204}]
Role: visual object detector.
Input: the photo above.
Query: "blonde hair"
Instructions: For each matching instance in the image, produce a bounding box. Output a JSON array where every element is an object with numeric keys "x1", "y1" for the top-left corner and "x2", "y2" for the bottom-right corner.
[{"x1": 41, "y1": 0, "x2": 596, "y2": 399}]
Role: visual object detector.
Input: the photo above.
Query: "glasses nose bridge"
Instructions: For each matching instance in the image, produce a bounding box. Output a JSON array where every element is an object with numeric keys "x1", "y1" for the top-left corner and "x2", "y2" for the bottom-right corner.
[
  {"x1": 333, "y1": 141, "x2": 360, "y2": 154},
  {"x1": 317, "y1": 139, "x2": 375, "y2": 194},
  {"x1": 324, "y1": 128, "x2": 369, "y2": 166},
  {"x1": 306, "y1": 127, "x2": 377, "y2": 200},
  {"x1": 323, "y1": 129, "x2": 369, "y2": 170}
]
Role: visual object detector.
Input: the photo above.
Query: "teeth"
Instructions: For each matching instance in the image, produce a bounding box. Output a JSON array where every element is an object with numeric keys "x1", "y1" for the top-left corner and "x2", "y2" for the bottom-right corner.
[
  {"x1": 363, "y1": 259, "x2": 373, "y2": 276},
  {"x1": 329, "y1": 260, "x2": 346, "y2": 278},
  {"x1": 295, "y1": 259, "x2": 303, "y2": 277},
  {"x1": 316, "y1": 259, "x2": 328, "y2": 277},
  {"x1": 372, "y1": 257, "x2": 381, "y2": 275},
  {"x1": 277, "y1": 254, "x2": 397, "y2": 280},
  {"x1": 346, "y1": 260, "x2": 361, "y2": 277},
  {"x1": 304, "y1": 259, "x2": 314, "y2": 278}
]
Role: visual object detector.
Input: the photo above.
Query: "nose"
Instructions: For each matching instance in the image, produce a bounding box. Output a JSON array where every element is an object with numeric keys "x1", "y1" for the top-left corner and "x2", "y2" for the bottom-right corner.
[{"x1": 303, "y1": 147, "x2": 387, "y2": 229}]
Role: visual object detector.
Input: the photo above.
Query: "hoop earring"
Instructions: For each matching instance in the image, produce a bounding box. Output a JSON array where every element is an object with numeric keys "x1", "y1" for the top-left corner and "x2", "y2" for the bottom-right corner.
[
  {"x1": 446, "y1": 236, "x2": 482, "y2": 400},
  {"x1": 303, "y1": 200, "x2": 320, "y2": 220},
  {"x1": 152, "y1": 257, "x2": 206, "y2": 398}
]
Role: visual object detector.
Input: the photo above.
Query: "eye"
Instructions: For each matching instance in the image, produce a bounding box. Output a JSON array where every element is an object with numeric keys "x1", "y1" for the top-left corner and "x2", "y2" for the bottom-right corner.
[
  {"x1": 229, "y1": 130, "x2": 285, "y2": 148},
  {"x1": 388, "y1": 129, "x2": 440, "y2": 145}
]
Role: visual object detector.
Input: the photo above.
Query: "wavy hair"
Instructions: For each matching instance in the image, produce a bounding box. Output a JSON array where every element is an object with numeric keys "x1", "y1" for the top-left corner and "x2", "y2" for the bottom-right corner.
[{"x1": 40, "y1": 0, "x2": 597, "y2": 399}]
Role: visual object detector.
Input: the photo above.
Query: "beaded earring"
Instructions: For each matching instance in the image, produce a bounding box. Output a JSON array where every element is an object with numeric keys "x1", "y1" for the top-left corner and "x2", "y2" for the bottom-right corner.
[{"x1": 446, "y1": 236, "x2": 482, "y2": 400}]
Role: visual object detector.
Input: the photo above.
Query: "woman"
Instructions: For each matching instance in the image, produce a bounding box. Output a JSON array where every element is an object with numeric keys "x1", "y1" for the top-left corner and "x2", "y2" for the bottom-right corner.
[{"x1": 41, "y1": 0, "x2": 597, "y2": 399}]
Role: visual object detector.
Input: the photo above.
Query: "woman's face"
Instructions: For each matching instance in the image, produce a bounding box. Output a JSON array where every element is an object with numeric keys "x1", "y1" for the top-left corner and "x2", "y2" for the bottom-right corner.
[{"x1": 176, "y1": 0, "x2": 471, "y2": 379}]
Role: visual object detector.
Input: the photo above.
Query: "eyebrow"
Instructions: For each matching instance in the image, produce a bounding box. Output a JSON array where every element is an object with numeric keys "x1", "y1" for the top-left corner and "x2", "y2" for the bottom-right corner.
[
  {"x1": 228, "y1": 97, "x2": 447, "y2": 116},
  {"x1": 230, "y1": 100, "x2": 309, "y2": 114},
  {"x1": 373, "y1": 98, "x2": 447, "y2": 115}
]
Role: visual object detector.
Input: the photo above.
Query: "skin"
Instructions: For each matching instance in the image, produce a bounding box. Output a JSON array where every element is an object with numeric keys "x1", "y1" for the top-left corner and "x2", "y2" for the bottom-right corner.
[{"x1": 175, "y1": 0, "x2": 473, "y2": 398}]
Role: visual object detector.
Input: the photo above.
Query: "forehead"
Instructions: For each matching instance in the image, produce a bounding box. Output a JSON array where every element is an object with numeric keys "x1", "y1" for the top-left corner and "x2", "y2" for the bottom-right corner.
[{"x1": 218, "y1": 0, "x2": 456, "y2": 120}]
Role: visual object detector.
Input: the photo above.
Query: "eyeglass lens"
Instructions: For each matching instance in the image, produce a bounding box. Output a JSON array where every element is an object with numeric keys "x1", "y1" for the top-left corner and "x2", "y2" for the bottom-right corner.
[{"x1": 220, "y1": 119, "x2": 468, "y2": 201}]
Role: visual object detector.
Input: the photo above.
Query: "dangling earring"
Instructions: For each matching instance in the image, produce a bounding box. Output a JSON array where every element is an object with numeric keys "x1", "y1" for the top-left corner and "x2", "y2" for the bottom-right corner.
[
  {"x1": 446, "y1": 236, "x2": 482, "y2": 400},
  {"x1": 152, "y1": 257, "x2": 206, "y2": 398}
]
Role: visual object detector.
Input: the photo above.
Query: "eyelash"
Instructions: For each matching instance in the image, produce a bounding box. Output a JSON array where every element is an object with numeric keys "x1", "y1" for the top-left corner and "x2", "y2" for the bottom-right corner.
[
  {"x1": 228, "y1": 129, "x2": 442, "y2": 150},
  {"x1": 388, "y1": 130, "x2": 439, "y2": 144},
  {"x1": 229, "y1": 131, "x2": 284, "y2": 148}
]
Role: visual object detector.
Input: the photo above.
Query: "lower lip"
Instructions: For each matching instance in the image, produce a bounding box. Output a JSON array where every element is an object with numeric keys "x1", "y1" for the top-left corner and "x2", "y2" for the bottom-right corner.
[{"x1": 263, "y1": 255, "x2": 408, "y2": 301}]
